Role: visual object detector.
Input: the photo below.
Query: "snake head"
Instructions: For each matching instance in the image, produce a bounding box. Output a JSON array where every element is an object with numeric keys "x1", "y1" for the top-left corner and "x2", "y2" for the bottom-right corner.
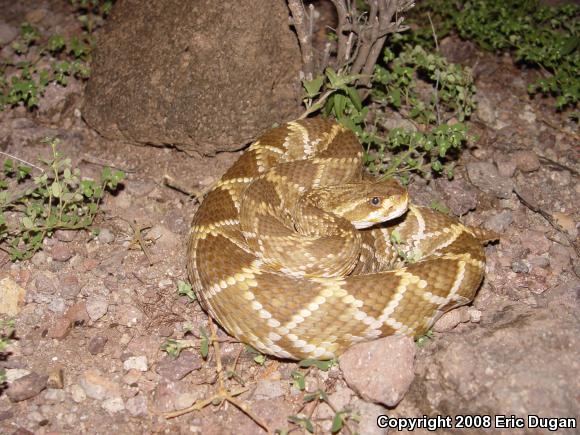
[{"x1": 304, "y1": 178, "x2": 409, "y2": 230}]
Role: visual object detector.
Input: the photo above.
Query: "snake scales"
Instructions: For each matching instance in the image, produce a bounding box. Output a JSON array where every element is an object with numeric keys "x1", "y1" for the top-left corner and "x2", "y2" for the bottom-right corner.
[{"x1": 187, "y1": 118, "x2": 493, "y2": 360}]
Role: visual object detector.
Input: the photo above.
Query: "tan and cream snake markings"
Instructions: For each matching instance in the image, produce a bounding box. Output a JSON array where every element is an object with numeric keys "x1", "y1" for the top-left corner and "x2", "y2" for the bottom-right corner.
[{"x1": 187, "y1": 117, "x2": 495, "y2": 360}]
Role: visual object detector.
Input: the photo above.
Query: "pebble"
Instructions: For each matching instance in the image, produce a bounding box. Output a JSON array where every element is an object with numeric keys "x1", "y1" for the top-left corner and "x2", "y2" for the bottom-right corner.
[
  {"x1": 466, "y1": 161, "x2": 513, "y2": 199},
  {"x1": 50, "y1": 244, "x2": 74, "y2": 262},
  {"x1": 44, "y1": 388, "x2": 66, "y2": 403},
  {"x1": 0, "y1": 277, "x2": 26, "y2": 316},
  {"x1": 518, "y1": 105, "x2": 537, "y2": 123},
  {"x1": 511, "y1": 259, "x2": 531, "y2": 274},
  {"x1": 85, "y1": 296, "x2": 109, "y2": 321},
  {"x1": 115, "y1": 303, "x2": 143, "y2": 327},
  {"x1": 47, "y1": 368, "x2": 64, "y2": 389},
  {"x1": 79, "y1": 370, "x2": 121, "y2": 401},
  {"x1": 434, "y1": 178, "x2": 478, "y2": 216},
  {"x1": 70, "y1": 383, "x2": 87, "y2": 403},
  {"x1": 174, "y1": 392, "x2": 198, "y2": 410},
  {"x1": 156, "y1": 351, "x2": 201, "y2": 381},
  {"x1": 381, "y1": 114, "x2": 417, "y2": 132},
  {"x1": 88, "y1": 335, "x2": 108, "y2": 355},
  {"x1": 30, "y1": 251, "x2": 47, "y2": 266},
  {"x1": 7, "y1": 372, "x2": 48, "y2": 402},
  {"x1": 126, "y1": 394, "x2": 148, "y2": 417},
  {"x1": 512, "y1": 150, "x2": 540, "y2": 172},
  {"x1": 0, "y1": 23, "x2": 18, "y2": 44},
  {"x1": 468, "y1": 307, "x2": 482, "y2": 323},
  {"x1": 34, "y1": 272, "x2": 57, "y2": 294},
  {"x1": 252, "y1": 379, "x2": 285, "y2": 400},
  {"x1": 65, "y1": 301, "x2": 90, "y2": 325},
  {"x1": 123, "y1": 369, "x2": 142, "y2": 385},
  {"x1": 493, "y1": 153, "x2": 516, "y2": 178},
  {"x1": 47, "y1": 296, "x2": 66, "y2": 313},
  {"x1": 98, "y1": 228, "x2": 115, "y2": 244},
  {"x1": 102, "y1": 397, "x2": 125, "y2": 413},
  {"x1": 60, "y1": 274, "x2": 82, "y2": 299},
  {"x1": 123, "y1": 356, "x2": 148, "y2": 372},
  {"x1": 25, "y1": 8, "x2": 47, "y2": 23},
  {"x1": 54, "y1": 229, "x2": 76, "y2": 242},
  {"x1": 484, "y1": 210, "x2": 513, "y2": 233},
  {"x1": 340, "y1": 336, "x2": 415, "y2": 407},
  {"x1": 475, "y1": 95, "x2": 496, "y2": 125},
  {"x1": 433, "y1": 307, "x2": 471, "y2": 332},
  {"x1": 47, "y1": 316, "x2": 72, "y2": 339}
]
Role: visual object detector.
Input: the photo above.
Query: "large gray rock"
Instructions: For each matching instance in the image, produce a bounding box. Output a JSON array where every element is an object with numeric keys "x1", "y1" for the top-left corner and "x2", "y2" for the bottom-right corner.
[
  {"x1": 403, "y1": 279, "x2": 580, "y2": 418},
  {"x1": 83, "y1": 0, "x2": 302, "y2": 155}
]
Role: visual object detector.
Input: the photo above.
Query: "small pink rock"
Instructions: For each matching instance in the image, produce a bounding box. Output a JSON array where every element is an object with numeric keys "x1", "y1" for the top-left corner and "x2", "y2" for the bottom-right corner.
[
  {"x1": 47, "y1": 317, "x2": 72, "y2": 339},
  {"x1": 433, "y1": 307, "x2": 471, "y2": 332},
  {"x1": 50, "y1": 244, "x2": 74, "y2": 262},
  {"x1": 340, "y1": 336, "x2": 415, "y2": 407},
  {"x1": 512, "y1": 150, "x2": 540, "y2": 172}
]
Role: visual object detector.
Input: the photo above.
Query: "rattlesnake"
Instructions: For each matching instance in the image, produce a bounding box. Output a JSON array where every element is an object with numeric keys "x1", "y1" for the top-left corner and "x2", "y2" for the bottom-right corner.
[{"x1": 187, "y1": 117, "x2": 493, "y2": 360}]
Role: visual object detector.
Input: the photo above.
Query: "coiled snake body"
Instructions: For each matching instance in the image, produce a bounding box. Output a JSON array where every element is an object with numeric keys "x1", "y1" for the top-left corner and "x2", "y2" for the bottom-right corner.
[{"x1": 187, "y1": 118, "x2": 492, "y2": 360}]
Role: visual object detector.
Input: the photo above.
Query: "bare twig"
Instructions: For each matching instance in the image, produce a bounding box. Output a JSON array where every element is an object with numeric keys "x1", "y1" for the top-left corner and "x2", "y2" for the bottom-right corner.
[
  {"x1": 80, "y1": 155, "x2": 136, "y2": 173},
  {"x1": 330, "y1": 0, "x2": 349, "y2": 65},
  {"x1": 514, "y1": 187, "x2": 580, "y2": 258},
  {"x1": 427, "y1": 13, "x2": 441, "y2": 125},
  {"x1": 0, "y1": 150, "x2": 44, "y2": 172},
  {"x1": 163, "y1": 319, "x2": 272, "y2": 433},
  {"x1": 288, "y1": 0, "x2": 315, "y2": 80}
]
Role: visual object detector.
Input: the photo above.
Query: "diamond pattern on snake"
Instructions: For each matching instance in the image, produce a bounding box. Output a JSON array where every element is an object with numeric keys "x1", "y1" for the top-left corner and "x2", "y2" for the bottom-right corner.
[{"x1": 188, "y1": 117, "x2": 495, "y2": 360}]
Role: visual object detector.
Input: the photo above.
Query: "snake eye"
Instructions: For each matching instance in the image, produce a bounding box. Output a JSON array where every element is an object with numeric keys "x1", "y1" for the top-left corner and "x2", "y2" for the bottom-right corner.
[{"x1": 370, "y1": 197, "x2": 381, "y2": 206}]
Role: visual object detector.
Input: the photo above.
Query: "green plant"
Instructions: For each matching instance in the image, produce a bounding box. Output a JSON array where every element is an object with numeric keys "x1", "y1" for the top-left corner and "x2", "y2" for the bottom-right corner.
[
  {"x1": 302, "y1": 43, "x2": 474, "y2": 180},
  {"x1": 0, "y1": 320, "x2": 15, "y2": 383},
  {"x1": 69, "y1": 0, "x2": 115, "y2": 34},
  {"x1": 284, "y1": 389, "x2": 357, "y2": 434},
  {"x1": 410, "y1": 0, "x2": 579, "y2": 111},
  {"x1": 374, "y1": 44, "x2": 476, "y2": 123},
  {"x1": 0, "y1": 138, "x2": 124, "y2": 260},
  {"x1": 177, "y1": 279, "x2": 196, "y2": 301},
  {"x1": 0, "y1": 23, "x2": 92, "y2": 109},
  {"x1": 0, "y1": 1, "x2": 114, "y2": 110}
]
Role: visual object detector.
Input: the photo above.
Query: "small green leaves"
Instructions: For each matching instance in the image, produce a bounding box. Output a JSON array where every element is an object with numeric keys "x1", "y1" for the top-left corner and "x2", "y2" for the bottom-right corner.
[
  {"x1": 291, "y1": 370, "x2": 306, "y2": 391},
  {"x1": 47, "y1": 34, "x2": 66, "y2": 53},
  {"x1": 177, "y1": 280, "x2": 196, "y2": 301},
  {"x1": 161, "y1": 339, "x2": 188, "y2": 358},
  {"x1": 298, "y1": 358, "x2": 337, "y2": 372},
  {"x1": 244, "y1": 345, "x2": 267, "y2": 365},
  {"x1": 303, "y1": 75, "x2": 324, "y2": 98},
  {"x1": 430, "y1": 200, "x2": 450, "y2": 214},
  {"x1": 417, "y1": 0, "x2": 579, "y2": 110},
  {"x1": 331, "y1": 411, "x2": 348, "y2": 433},
  {"x1": 288, "y1": 415, "x2": 314, "y2": 433},
  {"x1": 416, "y1": 329, "x2": 434, "y2": 348},
  {"x1": 253, "y1": 354, "x2": 266, "y2": 365},
  {"x1": 1, "y1": 7, "x2": 99, "y2": 111},
  {"x1": 1, "y1": 138, "x2": 125, "y2": 260}
]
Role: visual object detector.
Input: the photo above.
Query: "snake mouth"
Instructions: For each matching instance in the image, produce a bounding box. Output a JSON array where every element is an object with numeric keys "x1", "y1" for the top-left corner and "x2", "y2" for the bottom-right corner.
[{"x1": 351, "y1": 194, "x2": 409, "y2": 229}]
